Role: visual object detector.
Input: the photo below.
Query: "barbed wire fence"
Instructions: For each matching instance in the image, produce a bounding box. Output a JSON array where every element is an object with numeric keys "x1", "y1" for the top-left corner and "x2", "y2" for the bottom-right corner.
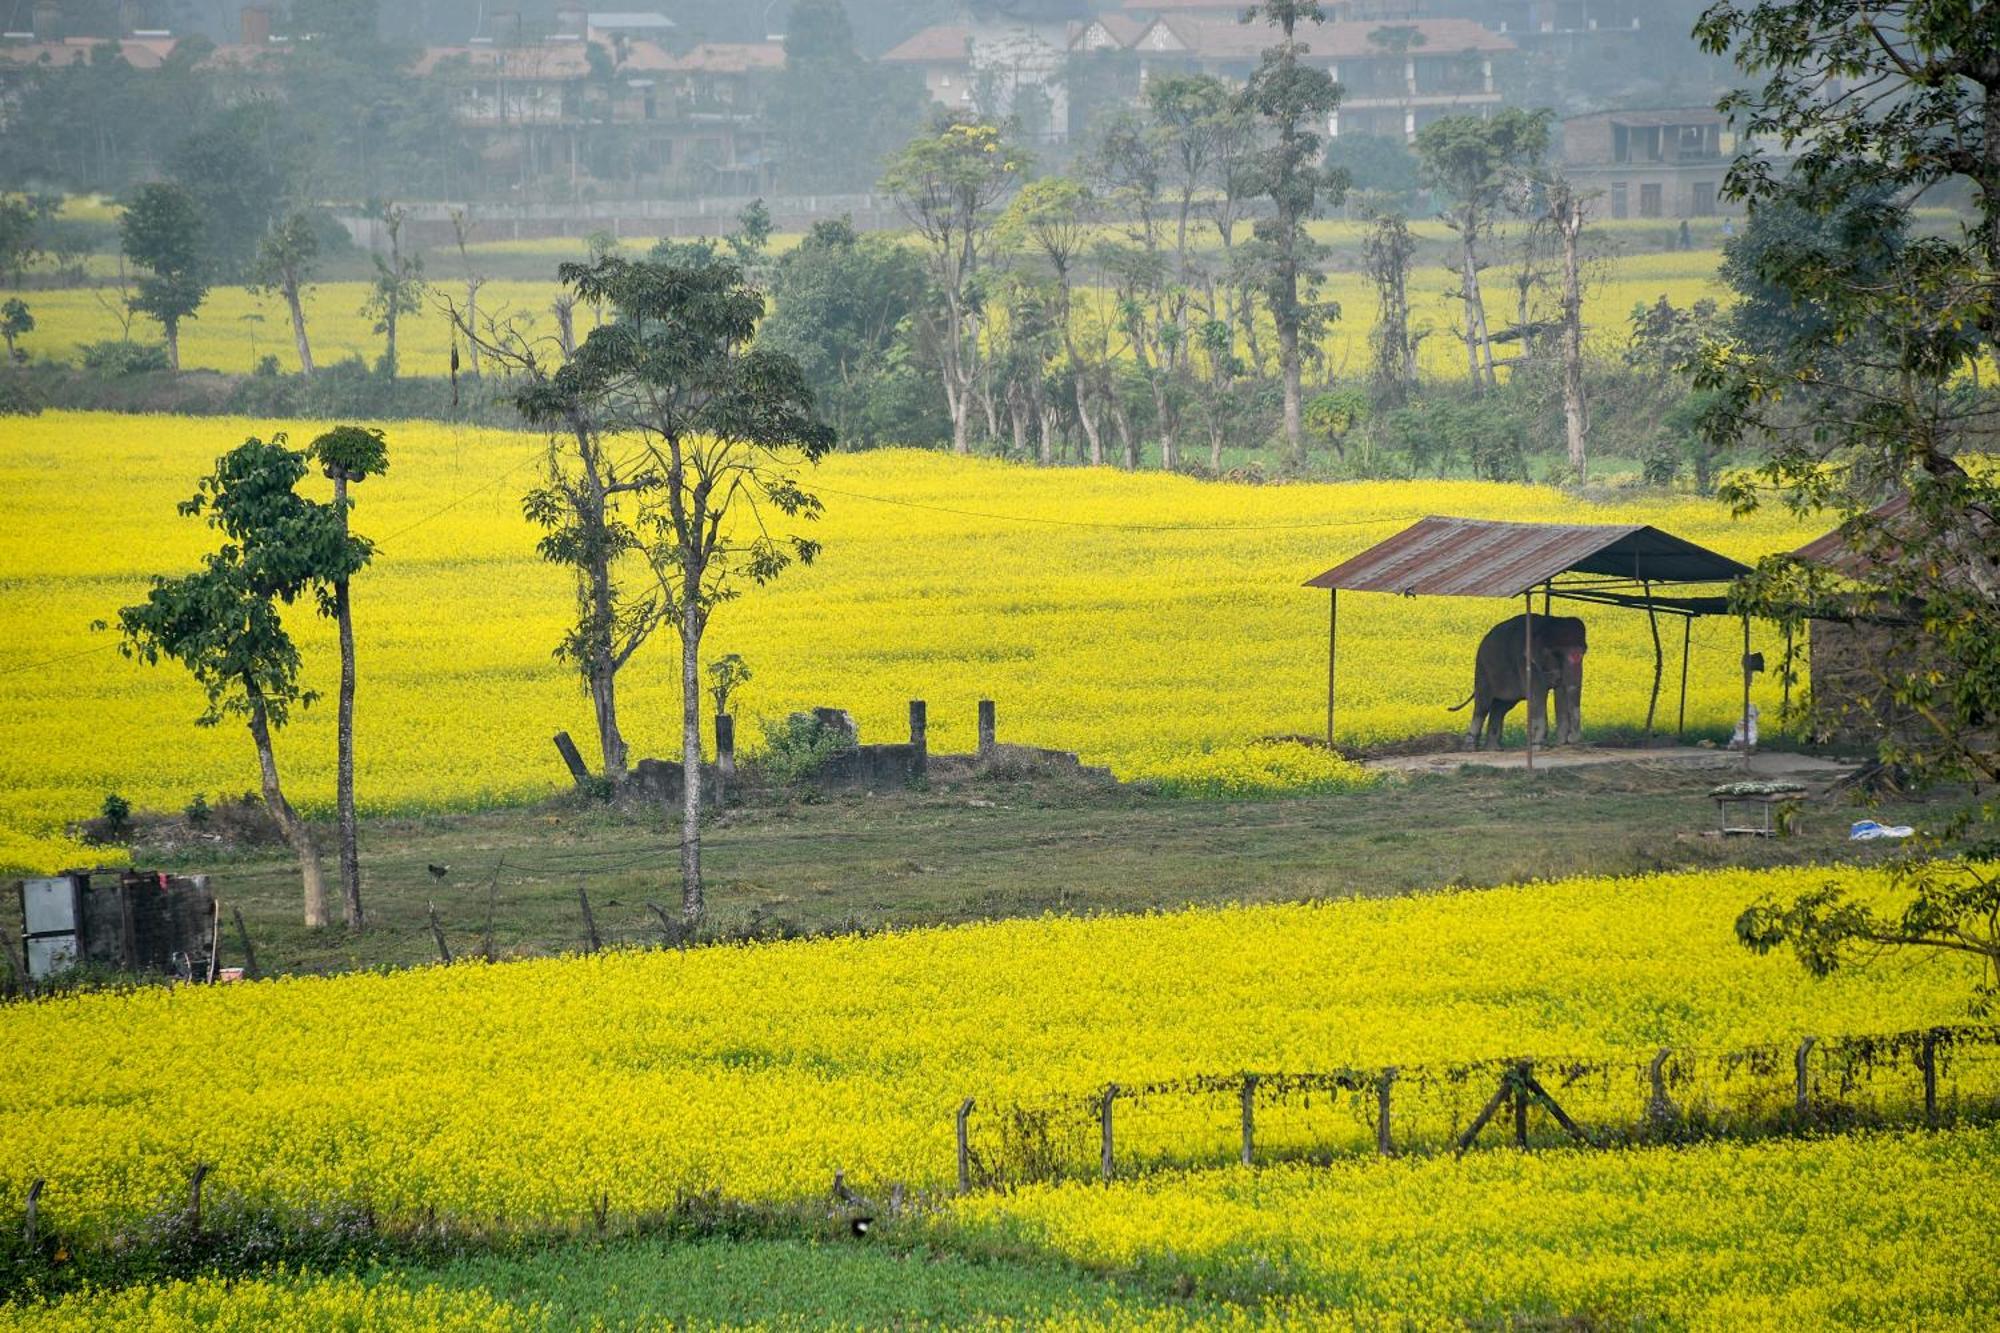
[{"x1": 955, "y1": 1024, "x2": 2000, "y2": 1192}]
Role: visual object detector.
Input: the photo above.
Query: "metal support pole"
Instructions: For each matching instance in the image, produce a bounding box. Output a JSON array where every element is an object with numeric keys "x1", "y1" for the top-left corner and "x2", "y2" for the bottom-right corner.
[
  {"x1": 1781, "y1": 623, "x2": 1794, "y2": 730},
  {"x1": 1741, "y1": 612, "x2": 1754, "y2": 768},
  {"x1": 1678, "y1": 615, "x2": 1692, "y2": 739},
  {"x1": 1099, "y1": 1085, "x2": 1117, "y2": 1183},
  {"x1": 1240, "y1": 1076, "x2": 1256, "y2": 1166},
  {"x1": 1523, "y1": 591, "x2": 1536, "y2": 772},
  {"x1": 1326, "y1": 588, "x2": 1338, "y2": 747}
]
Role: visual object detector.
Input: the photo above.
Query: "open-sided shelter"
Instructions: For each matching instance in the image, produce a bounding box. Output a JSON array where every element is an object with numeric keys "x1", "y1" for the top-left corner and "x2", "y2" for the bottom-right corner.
[{"x1": 1303, "y1": 516, "x2": 1756, "y2": 765}]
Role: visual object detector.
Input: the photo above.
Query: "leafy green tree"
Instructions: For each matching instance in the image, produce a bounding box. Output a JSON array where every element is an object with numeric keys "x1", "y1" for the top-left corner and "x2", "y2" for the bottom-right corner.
[
  {"x1": 528, "y1": 252, "x2": 835, "y2": 924},
  {"x1": 362, "y1": 203, "x2": 425, "y2": 380},
  {"x1": 119, "y1": 182, "x2": 208, "y2": 371},
  {"x1": 1689, "y1": 0, "x2": 2000, "y2": 1003},
  {"x1": 248, "y1": 211, "x2": 322, "y2": 377},
  {"x1": 1361, "y1": 202, "x2": 1419, "y2": 405},
  {"x1": 881, "y1": 118, "x2": 1030, "y2": 455},
  {"x1": 168, "y1": 107, "x2": 298, "y2": 279},
  {"x1": 310, "y1": 426, "x2": 388, "y2": 932},
  {"x1": 117, "y1": 437, "x2": 354, "y2": 928},
  {"x1": 1415, "y1": 109, "x2": 1552, "y2": 391},
  {"x1": 1001, "y1": 177, "x2": 1107, "y2": 464},
  {"x1": 760, "y1": 217, "x2": 937, "y2": 447},
  {"x1": 1326, "y1": 134, "x2": 1423, "y2": 207},
  {"x1": 0, "y1": 298, "x2": 31, "y2": 362},
  {"x1": 1240, "y1": 1, "x2": 1347, "y2": 463}
]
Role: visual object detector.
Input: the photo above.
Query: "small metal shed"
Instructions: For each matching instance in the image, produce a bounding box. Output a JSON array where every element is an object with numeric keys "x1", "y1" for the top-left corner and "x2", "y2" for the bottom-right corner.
[{"x1": 1304, "y1": 516, "x2": 1756, "y2": 766}]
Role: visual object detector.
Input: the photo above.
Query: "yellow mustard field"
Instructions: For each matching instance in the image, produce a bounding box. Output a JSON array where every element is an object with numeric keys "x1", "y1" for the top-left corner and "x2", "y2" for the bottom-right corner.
[
  {"x1": 14, "y1": 250, "x2": 1727, "y2": 381},
  {"x1": 0, "y1": 865, "x2": 1981, "y2": 1238},
  {"x1": 951, "y1": 1126, "x2": 2000, "y2": 1331},
  {"x1": 0, "y1": 411, "x2": 1817, "y2": 869},
  {"x1": 0, "y1": 1272, "x2": 531, "y2": 1332}
]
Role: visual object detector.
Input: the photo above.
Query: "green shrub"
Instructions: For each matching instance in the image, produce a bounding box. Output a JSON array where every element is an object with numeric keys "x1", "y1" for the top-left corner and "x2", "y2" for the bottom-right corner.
[
  {"x1": 79, "y1": 341, "x2": 171, "y2": 375},
  {"x1": 755, "y1": 713, "x2": 856, "y2": 786}
]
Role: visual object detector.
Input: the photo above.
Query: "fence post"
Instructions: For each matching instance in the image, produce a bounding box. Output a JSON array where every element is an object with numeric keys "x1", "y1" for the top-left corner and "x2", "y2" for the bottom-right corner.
[
  {"x1": 1240, "y1": 1076, "x2": 1256, "y2": 1166},
  {"x1": 956, "y1": 1097, "x2": 975, "y2": 1195},
  {"x1": 978, "y1": 700, "x2": 997, "y2": 757},
  {"x1": 23, "y1": 1179, "x2": 43, "y2": 1249},
  {"x1": 909, "y1": 701, "x2": 928, "y2": 781},
  {"x1": 1376, "y1": 1067, "x2": 1398, "y2": 1155},
  {"x1": 1921, "y1": 1029, "x2": 1939, "y2": 1127},
  {"x1": 186, "y1": 1162, "x2": 210, "y2": 1232},
  {"x1": 715, "y1": 714, "x2": 735, "y2": 810},
  {"x1": 578, "y1": 884, "x2": 601, "y2": 954},
  {"x1": 427, "y1": 902, "x2": 452, "y2": 965},
  {"x1": 1795, "y1": 1035, "x2": 1818, "y2": 1116},
  {"x1": 1099, "y1": 1085, "x2": 1117, "y2": 1182},
  {"x1": 1513, "y1": 1062, "x2": 1531, "y2": 1148},
  {"x1": 1647, "y1": 1047, "x2": 1673, "y2": 1123},
  {"x1": 231, "y1": 906, "x2": 260, "y2": 980}
]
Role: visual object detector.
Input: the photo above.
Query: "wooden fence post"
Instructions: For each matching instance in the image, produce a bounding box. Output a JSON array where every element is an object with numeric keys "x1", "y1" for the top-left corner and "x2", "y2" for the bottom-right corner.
[
  {"x1": 205, "y1": 898, "x2": 222, "y2": 984},
  {"x1": 1921, "y1": 1029, "x2": 1939, "y2": 1127},
  {"x1": 552, "y1": 731, "x2": 591, "y2": 788},
  {"x1": 1376, "y1": 1067, "x2": 1397, "y2": 1155},
  {"x1": 1647, "y1": 1048, "x2": 1674, "y2": 1123},
  {"x1": 578, "y1": 884, "x2": 601, "y2": 953},
  {"x1": 956, "y1": 1097, "x2": 975, "y2": 1195},
  {"x1": 909, "y1": 700, "x2": 928, "y2": 781},
  {"x1": 427, "y1": 902, "x2": 452, "y2": 965},
  {"x1": 715, "y1": 714, "x2": 734, "y2": 810},
  {"x1": 1240, "y1": 1076, "x2": 1256, "y2": 1166},
  {"x1": 186, "y1": 1162, "x2": 210, "y2": 1232},
  {"x1": 1512, "y1": 1062, "x2": 1531, "y2": 1148},
  {"x1": 1795, "y1": 1035, "x2": 1818, "y2": 1115},
  {"x1": 231, "y1": 906, "x2": 260, "y2": 979},
  {"x1": 23, "y1": 1179, "x2": 44, "y2": 1249},
  {"x1": 978, "y1": 700, "x2": 997, "y2": 757},
  {"x1": 1099, "y1": 1085, "x2": 1117, "y2": 1182}
]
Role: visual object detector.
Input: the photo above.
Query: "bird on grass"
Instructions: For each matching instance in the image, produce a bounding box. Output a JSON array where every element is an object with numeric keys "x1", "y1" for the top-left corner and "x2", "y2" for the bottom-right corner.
[{"x1": 426, "y1": 864, "x2": 449, "y2": 883}]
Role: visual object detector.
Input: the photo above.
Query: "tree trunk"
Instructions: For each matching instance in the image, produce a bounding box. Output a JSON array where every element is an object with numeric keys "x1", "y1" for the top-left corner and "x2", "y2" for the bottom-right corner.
[
  {"x1": 164, "y1": 317, "x2": 180, "y2": 372},
  {"x1": 464, "y1": 282, "x2": 481, "y2": 376},
  {"x1": 284, "y1": 279, "x2": 314, "y2": 377},
  {"x1": 1279, "y1": 316, "x2": 1303, "y2": 464},
  {"x1": 1458, "y1": 223, "x2": 1496, "y2": 391},
  {"x1": 332, "y1": 475, "x2": 363, "y2": 931},
  {"x1": 248, "y1": 695, "x2": 328, "y2": 928},
  {"x1": 1557, "y1": 196, "x2": 1588, "y2": 481},
  {"x1": 678, "y1": 593, "x2": 704, "y2": 927},
  {"x1": 384, "y1": 305, "x2": 399, "y2": 382}
]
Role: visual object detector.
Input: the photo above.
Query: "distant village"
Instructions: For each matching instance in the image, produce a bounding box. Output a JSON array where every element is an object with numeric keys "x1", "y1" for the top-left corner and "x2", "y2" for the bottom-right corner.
[{"x1": 1, "y1": 0, "x2": 1735, "y2": 220}]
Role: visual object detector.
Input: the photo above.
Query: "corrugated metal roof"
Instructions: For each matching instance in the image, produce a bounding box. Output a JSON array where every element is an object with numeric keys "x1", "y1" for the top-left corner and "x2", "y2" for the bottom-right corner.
[
  {"x1": 1791, "y1": 495, "x2": 1909, "y2": 577},
  {"x1": 1302, "y1": 516, "x2": 1751, "y2": 598}
]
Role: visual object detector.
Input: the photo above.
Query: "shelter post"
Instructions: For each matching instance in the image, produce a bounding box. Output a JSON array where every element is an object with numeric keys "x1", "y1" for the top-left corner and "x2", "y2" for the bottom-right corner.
[
  {"x1": 1326, "y1": 588, "x2": 1338, "y2": 747},
  {"x1": 1678, "y1": 617, "x2": 1692, "y2": 739},
  {"x1": 1523, "y1": 591, "x2": 1536, "y2": 773},
  {"x1": 1781, "y1": 623, "x2": 1794, "y2": 728},
  {"x1": 1642, "y1": 580, "x2": 1662, "y2": 741},
  {"x1": 1740, "y1": 612, "x2": 1753, "y2": 767}
]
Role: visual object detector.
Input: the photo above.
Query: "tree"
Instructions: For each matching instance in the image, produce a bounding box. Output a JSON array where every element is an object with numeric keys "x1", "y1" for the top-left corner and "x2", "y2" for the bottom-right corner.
[
  {"x1": 310, "y1": 426, "x2": 387, "y2": 932},
  {"x1": 760, "y1": 218, "x2": 937, "y2": 447},
  {"x1": 362, "y1": 203, "x2": 425, "y2": 380},
  {"x1": 117, "y1": 437, "x2": 352, "y2": 928},
  {"x1": 1541, "y1": 175, "x2": 1591, "y2": 479},
  {"x1": 1415, "y1": 109, "x2": 1552, "y2": 391},
  {"x1": 449, "y1": 208, "x2": 485, "y2": 379},
  {"x1": 1240, "y1": 1, "x2": 1347, "y2": 463},
  {"x1": 168, "y1": 107, "x2": 297, "y2": 279},
  {"x1": 532, "y1": 253, "x2": 835, "y2": 924},
  {"x1": 0, "y1": 194, "x2": 53, "y2": 287},
  {"x1": 1688, "y1": 0, "x2": 2000, "y2": 1001},
  {"x1": 119, "y1": 182, "x2": 208, "y2": 371},
  {"x1": 248, "y1": 211, "x2": 321, "y2": 377},
  {"x1": 881, "y1": 118, "x2": 1029, "y2": 455},
  {"x1": 0, "y1": 298, "x2": 31, "y2": 361},
  {"x1": 1361, "y1": 202, "x2": 1419, "y2": 405},
  {"x1": 1002, "y1": 177, "x2": 1105, "y2": 465},
  {"x1": 771, "y1": 0, "x2": 929, "y2": 194}
]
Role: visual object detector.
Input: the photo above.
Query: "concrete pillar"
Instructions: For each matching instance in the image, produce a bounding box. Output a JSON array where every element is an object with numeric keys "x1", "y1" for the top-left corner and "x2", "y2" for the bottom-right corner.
[{"x1": 977, "y1": 699, "x2": 996, "y2": 757}]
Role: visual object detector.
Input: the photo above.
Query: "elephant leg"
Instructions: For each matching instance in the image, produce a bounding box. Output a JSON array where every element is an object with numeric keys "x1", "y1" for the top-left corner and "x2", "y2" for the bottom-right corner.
[
  {"x1": 1464, "y1": 701, "x2": 1485, "y2": 751},
  {"x1": 1528, "y1": 688, "x2": 1548, "y2": 747},
  {"x1": 1484, "y1": 700, "x2": 1509, "y2": 749}
]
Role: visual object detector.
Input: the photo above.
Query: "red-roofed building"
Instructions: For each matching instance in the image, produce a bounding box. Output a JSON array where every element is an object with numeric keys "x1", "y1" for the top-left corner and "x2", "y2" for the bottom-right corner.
[{"x1": 883, "y1": 18, "x2": 1071, "y2": 144}]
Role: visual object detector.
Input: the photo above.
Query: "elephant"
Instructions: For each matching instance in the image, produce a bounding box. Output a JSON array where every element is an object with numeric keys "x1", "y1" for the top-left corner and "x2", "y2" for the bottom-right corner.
[{"x1": 1449, "y1": 614, "x2": 1587, "y2": 751}]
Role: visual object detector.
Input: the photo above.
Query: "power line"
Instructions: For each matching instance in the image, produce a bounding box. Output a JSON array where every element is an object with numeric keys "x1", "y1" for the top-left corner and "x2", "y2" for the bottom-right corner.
[{"x1": 810, "y1": 483, "x2": 1425, "y2": 534}]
